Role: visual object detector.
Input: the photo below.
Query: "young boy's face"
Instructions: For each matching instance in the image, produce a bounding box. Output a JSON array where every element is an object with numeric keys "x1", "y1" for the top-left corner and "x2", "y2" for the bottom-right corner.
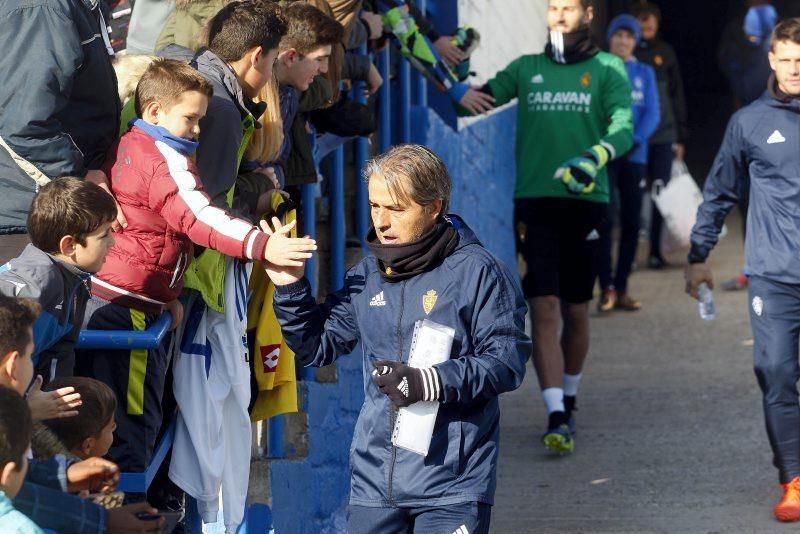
[
  {"x1": 1, "y1": 447, "x2": 29, "y2": 499},
  {"x1": 73, "y1": 220, "x2": 115, "y2": 273},
  {"x1": 284, "y1": 45, "x2": 332, "y2": 91},
  {"x1": 156, "y1": 90, "x2": 209, "y2": 141},
  {"x1": 1, "y1": 328, "x2": 34, "y2": 396}
]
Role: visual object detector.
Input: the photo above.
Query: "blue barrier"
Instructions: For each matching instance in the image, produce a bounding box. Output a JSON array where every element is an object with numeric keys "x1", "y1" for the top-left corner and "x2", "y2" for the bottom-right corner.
[
  {"x1": 267, "y1": 414, "x2": 286, "y2": 459},
  {"x1": 354, "y1": 43, "x2": 371, "y2": 251},
  {"x1": 118, "y1": 419, "x2": 176, "y2": 493},
  {"x1": 378, "y1": 47, "x2": 392, "y2": 153},
  {"x1": 300, "y1": 183, "x2": 319, "y2": 383},
  {"x1": 76, "y1": 311, "x2": 172, "y2": 350},
  {"x1": 301, "y1": 183, "x2": 318, "y2": 299},
  {"x1": 77, "y1": 311, "x2": 175, "y2": 494},
  {"x1": 398, "y1": 58, "x2": 411, "y2": 143},
  {"x1": 329, "y1": 146, "x2": 345, "y2": 292}
]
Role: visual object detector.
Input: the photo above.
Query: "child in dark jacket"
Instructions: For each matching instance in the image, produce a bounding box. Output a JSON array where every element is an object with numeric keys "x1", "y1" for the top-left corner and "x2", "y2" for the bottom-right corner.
[
  {"x1": 77, "y1": 58, "x2": 317, "y2": 477},
  {"x1": 0, "y1": 179, "x2": 117, "y2": 382}
]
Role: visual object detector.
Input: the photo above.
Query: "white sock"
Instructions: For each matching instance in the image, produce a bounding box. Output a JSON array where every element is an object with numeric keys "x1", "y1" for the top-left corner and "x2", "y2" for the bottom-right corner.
[
  {"x1": 563, "y1": 373, "x2": 583, "y2": 397},
  {"x1": 542, "y1": 387, "x2": 565, "y2": 414}
]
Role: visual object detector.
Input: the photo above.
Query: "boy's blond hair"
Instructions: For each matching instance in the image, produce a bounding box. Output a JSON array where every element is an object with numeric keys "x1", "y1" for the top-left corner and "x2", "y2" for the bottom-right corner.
[{"x1": 134, "y1": 58, "x2": 214, "y2": 117}]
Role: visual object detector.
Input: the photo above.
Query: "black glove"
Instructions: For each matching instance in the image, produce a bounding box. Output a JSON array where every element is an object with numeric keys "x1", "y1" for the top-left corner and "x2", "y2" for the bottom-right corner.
[{"x1": 372, "y1": 360, "x2": 442, "y2": 408}]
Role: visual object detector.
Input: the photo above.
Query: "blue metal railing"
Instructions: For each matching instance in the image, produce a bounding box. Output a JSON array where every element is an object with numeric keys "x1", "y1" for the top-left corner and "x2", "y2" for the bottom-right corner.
[
  {"x1": 299, "y1": 184, "x2": 318, "y2": 384},
  {"x1": 76, "y1": 312, "x2": 174, "y2": 494},
  {"x1": 118, "y1": 420, "x2": 175, "y2": 493},
  {"x1": 329, "y1": 146, "x2": 345, "y2": 292},
  {"x1": 77, "y1": 312, "x2": 172, "y2": 350},
  {"x1": 378, "y1": 47, "x2": 392, "y2": 153},
  {"x1": 355, "y1": 43, "x2": 371, "y2": 251}
]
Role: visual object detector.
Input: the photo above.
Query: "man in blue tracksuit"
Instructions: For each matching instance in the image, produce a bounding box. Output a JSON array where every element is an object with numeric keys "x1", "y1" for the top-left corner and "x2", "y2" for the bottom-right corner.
[
  {"x1": 598, "y1": 14, "x2": 660, "y2": 312},
  {"x1": 267, "y1": 144, "x2": 531, "y2": 533},
  {"x1": 686, "y1": 18, "x2": 800, "y2": 523}
]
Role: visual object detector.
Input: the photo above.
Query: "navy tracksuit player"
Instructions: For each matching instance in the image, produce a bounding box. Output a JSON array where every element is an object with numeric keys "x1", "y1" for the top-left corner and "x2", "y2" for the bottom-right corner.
[{"x1": 686, "y1": 18, "x2": 800, "y2": 522}]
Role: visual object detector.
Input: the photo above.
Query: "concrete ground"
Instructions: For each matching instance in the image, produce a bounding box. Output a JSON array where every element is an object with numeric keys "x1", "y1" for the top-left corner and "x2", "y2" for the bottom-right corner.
[{"x1": 492, "y1": 214, "x2": 798, "y2": 533}]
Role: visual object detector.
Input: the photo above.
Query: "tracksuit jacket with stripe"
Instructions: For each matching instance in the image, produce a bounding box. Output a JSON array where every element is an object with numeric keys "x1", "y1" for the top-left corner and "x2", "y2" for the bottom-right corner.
[
  {"x1": 93, "y1": 120, "x2": 270, "y2": 312},
  {"x1": 274, "y1": 217, "x2": 532, "y2": 507}
]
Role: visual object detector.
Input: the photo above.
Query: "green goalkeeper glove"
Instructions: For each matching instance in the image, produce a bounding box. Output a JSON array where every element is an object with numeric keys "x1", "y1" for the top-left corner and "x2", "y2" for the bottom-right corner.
[{"x1": 554, "y1": 144, "x2": 610, "y2": 195}]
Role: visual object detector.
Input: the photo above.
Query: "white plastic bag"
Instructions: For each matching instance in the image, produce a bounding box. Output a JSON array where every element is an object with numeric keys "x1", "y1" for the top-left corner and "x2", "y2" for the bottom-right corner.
[{"x1": 652, "y1": 160, "x2": 725, "y2": 255}]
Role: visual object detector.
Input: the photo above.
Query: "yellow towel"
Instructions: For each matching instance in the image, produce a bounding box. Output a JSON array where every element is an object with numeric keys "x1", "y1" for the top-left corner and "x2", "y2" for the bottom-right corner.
[{"x1": 248, "y1": 194, "x2": 299, "y2": 422}]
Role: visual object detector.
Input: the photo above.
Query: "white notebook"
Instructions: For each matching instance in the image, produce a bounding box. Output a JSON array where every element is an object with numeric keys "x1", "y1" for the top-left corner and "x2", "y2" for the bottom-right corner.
[{"x1": 391, "y1": 319, "x2": 455, "y2": 456}]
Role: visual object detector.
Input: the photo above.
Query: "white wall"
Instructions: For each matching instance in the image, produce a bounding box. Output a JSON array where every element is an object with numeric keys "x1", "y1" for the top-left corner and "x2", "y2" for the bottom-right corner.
[{"x1": 458, "y1": 0, "x2": 549, "y2": 85}]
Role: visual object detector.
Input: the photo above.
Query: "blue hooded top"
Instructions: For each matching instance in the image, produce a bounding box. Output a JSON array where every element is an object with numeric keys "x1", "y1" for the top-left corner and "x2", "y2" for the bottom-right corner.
[{"x1": 608, "y1": 14, "x2": 661, "y2": 164}]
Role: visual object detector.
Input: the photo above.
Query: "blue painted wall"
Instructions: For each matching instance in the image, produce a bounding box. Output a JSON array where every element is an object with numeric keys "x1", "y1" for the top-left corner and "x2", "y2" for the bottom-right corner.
[
  {"x1": 271, "y1": 347, "x2": 364, "y2": 533},
  {"x1": 270, "y1": 105, "x2": 519, "y2": 533},
  {"x1": 413, "y1": 105, "x2": 518, "y2": 270}
]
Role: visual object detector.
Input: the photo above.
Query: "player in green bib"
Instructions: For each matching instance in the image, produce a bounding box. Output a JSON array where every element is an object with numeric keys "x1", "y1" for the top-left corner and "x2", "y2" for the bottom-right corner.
[{"x1": 466, "y1": 0, "x2": 633, "y2": 454}]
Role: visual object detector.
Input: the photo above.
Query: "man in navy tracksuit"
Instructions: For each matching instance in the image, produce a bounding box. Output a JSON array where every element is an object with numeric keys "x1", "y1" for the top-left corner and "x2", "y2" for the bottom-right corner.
[
  {"x1": 686, "y1": 18, "x2": 800, "y2": 523},
  {"x1": 268, "y1": 144, "x2": 531, "y2": 533}
]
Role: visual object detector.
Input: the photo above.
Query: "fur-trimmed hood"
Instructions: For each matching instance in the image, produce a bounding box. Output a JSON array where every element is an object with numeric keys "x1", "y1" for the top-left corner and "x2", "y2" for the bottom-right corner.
[{"x1": 31, "y1": 422, "x2": 71, "y2": 460}]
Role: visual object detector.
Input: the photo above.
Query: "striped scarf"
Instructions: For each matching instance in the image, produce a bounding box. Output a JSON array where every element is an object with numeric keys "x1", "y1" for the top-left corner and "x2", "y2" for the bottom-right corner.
[{"x1": 545, "y1": 28, "x2": 599, "y2": 65}]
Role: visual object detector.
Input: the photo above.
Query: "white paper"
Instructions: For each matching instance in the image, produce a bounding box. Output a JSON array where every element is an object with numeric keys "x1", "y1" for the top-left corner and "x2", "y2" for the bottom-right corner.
[{"x1": 391, "y1": 320, "x2": 455, "y2": 456}]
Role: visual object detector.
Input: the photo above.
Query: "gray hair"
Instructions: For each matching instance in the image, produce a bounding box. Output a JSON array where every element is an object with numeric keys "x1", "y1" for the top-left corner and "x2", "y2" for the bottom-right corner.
[{"x1": 363, "y1": 144, "x2": 451, "y2": 217}]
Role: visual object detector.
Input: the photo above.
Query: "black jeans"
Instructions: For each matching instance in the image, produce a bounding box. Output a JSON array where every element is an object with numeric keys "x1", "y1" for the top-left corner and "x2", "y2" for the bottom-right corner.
[
  {"x1": 647, "y1": 142, "x2": 675, "y2": 259},
  {"x1": 599, "y1": 160, "x2": 645, "y2": 293}
]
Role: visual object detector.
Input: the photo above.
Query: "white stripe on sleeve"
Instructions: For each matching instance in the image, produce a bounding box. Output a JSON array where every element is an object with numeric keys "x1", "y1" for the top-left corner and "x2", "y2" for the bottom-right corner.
[{"x1": 155, "y1": 141, "x2": 254, "y2": 242}]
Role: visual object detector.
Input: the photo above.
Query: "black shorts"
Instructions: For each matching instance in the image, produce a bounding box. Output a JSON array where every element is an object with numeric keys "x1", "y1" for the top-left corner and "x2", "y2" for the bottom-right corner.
[{"x1": 514, "y1": 197, "x2": 607, "y2": 303}]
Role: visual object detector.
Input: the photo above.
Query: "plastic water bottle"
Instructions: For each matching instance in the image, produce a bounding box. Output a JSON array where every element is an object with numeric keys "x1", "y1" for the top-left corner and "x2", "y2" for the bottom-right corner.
[{"x1": 697, "y1": 282, "x2": 716, "y2": 321}]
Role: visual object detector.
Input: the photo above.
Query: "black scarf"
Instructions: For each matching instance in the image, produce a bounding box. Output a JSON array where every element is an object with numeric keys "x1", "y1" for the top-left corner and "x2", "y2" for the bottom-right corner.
[
  {"x1": 768, "y1": 73, "x2": 800, "y2": 103},
  {"x1": 366, "y1": 220, "x2": 459, "y2": 281},
  {"x1": 545, "y1": 28, "x2": 600, "y2": 64}
]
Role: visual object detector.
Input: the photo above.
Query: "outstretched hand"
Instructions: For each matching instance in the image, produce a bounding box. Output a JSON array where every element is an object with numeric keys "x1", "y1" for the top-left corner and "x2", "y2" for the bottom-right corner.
[
  {"x1": 26, "y1": 375, "x2": 81, "y2": 421},
  {"x1": 434, "y1": 36, "x2": 466, "y2": 66},
  {"x1": 261, "y1": 217, "x2": 311, "y2": 286},
  {"x1": 459, "y1": 87, "x2": 495, "y2": 115}
]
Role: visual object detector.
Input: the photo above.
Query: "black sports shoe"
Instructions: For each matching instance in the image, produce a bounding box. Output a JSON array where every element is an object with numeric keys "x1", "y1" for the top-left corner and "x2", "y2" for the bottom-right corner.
[{"x1": 542, "y1": 411, "x2": 574, "y2": 454}]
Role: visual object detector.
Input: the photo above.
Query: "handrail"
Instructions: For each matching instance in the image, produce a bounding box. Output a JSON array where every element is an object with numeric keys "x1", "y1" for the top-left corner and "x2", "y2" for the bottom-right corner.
[
  {"x1": 398, "y1": 57, "x2": 411, "y2": 143},
  {"x1": 354, "y1": 43, "x2": 371, "y2": 251},
  {"x1": 76, "y1": 311, "x2": 172, "y2": 350},
  {"x1": 330, "y1": 146, "x2": 345, "y2": 292},
  {"x1": 75, "y1": 311, "x2": 175, "y2": 493},
  {"x1": 378, "y1": 47, "x2": 392, "y2": 153},
  {"x1": 118, "y1": 419, "x2": 176, "y2": 493}
]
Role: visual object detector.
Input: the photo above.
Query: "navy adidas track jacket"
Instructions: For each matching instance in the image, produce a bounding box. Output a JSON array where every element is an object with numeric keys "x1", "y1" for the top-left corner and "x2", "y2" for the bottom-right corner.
[
  {"x1": 273, "y1": 216, "x2": 531, "y2": 507},
  {"x1": 690, "y1": 88, "x2": 800, "y2": 284}
]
